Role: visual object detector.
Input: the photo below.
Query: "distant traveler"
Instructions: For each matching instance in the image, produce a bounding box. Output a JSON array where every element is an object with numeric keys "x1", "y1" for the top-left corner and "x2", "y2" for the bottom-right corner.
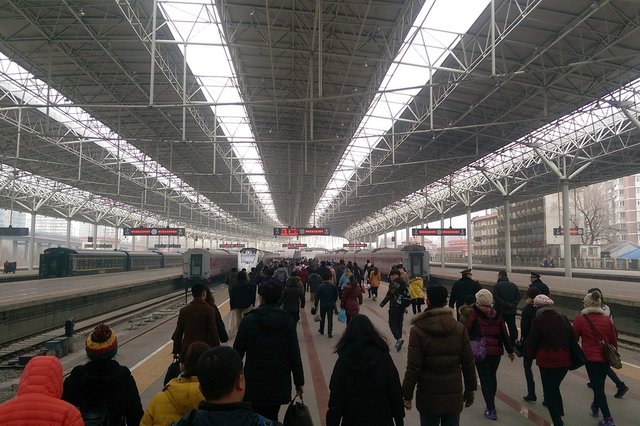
[
  {"x1": 171, "y1": 283, "x2": 220, "y2": 357},
  {"x1": 279, "y1": 276, "x2": 305, "y2": 323},
  {"x1": 203, "y1": 286, "x2": 229, "y2": 344},
  {"x1": 492, "y1": 270, "x2": 521, "y2": 347},
  {"x1": 62, "y1": 324, "x2": 143, "y2": 426},
  {"x1": 526, "y1": 294, "x2": 573, "y2": 426},
  {"x1": 368, "y1": 266, "x2": 382, "y2": 300},
  {"x1": 229, "y1": 270, "x2": 256, "y2": 333},
  {"x1": 173, "y1": 346, "x2": 282, "y2": 425},
  {"x1": 520, "y1": 286, "x2": 541, "y2": 402},
  {"x1": 0, "y1": 356, "x2": 83, "y2": 426},
  {"x1": 458, "y1": 294, "x2": 475, "y2": 325},
  {"x1": 339, "y1": 275, "x2": 364, "y2": 324},
  {"x1": 529, "y1": 272, "x2": 550, "y2": 296},
  {"x1": 402, "y1": 285, "x2": 477, "y2": 426},
  {"x1": 308, "y1": 268, "x2": 322, "y2": 304},
  {"x1": 327, "y1": 315, "x2": 404, "y2": 426},
  {"x1": 380, "y1": 268, "x2": 409, "y2": 351},
  {"x1": 233, "y1": 279, "x2": 304, "y2": 422},
  {"x1": 141, "y1": 342, "x2": 210, "y2": 426},
  {"x1": 315, "y1": 270, "x2": 340, "y2": 338},
  {"x1": 572, "y1": 290, "x2": 619, "y2": 426},
  {"x1": 449, "y1": 269, "x2": 482, "y2": 317},
  {"x1": 408, "y1": 275, "x2": 425, "y2": 314}
]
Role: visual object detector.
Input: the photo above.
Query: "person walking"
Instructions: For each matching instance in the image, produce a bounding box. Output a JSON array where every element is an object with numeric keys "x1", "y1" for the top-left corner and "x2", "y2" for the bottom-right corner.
[
  {"x1": 229, "y1": 270, "x2": 256, "y2": 331},
  {"x1": 465, "y1": 289, "x2": 514, "y2": 421},
  {"x1": 369, "y1": 266, "x2": 382, "y2": 301},
  {"x1": 526, "y1": 294, "x2": 573, "y2": 426},
  {"x1": 233, "y1": 280, "x2": 304, "y2": 422},
  {"x1": 315, "y1": 270, "x2": 340, "y2": 338},
  {"x1": 408, "y1": 275, "x2": 425, "y2": 314},
  {"x1": 171, "y1": 283, "x2": 220, "y2": 358},
  {"x1": 380, "y1": 268, "x2": 409, "y2": 351},
  {"x1": 449, "y1": 269, "x2": 481, "y2": 318},
  {"x1": 62, "y1": 324, "x2": 144, "y2": 426},
  {"x1": 340, "y1": 275, "x2": 364, "y2": 324},
  {"x1": 308, "y1": 268, "x2": 322, "y2": 305},
  {"x1": 492, "y1": 270, "x2": 521, "y2": 347},
  {"x1": 529, "y1": 272, "x2": 550, "y2": 296},
  {"x1": 573, "y1": 290, "x2": 619, "y2": 426},
  {"x1": 402, "y1": 285, "x2": 477, "y2": 426},
  {"x1": 327, "y1": 315, "x2": 405, "y2": 426},
  {"x1": 520, "y1": 286, "x2": 541, "y2": 402},
  {"x1": 279, "y1": 276, "x2": 305, "y2": 323},
  {"x1": 0, "y1": 356, "x2": 84, "y2": 426}
]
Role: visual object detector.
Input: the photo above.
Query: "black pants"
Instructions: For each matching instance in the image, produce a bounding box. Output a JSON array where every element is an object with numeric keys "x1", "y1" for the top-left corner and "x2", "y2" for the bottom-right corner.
[
  {"x1": 476, "y1": 355, "x2": 501, "y2": 410},
  {"x1": 420, "y1": 412, "x2": 460, "y2": 426},
  {"x1": 539, "y1": 367, "x2": 568, "y2": 426},
  {"x1": 371, "y1": 287, "x2": 379, "y2": 298},
  {"x1": 411, "y1": 299, "x2": 423, "y2": 314},
  {"x1": 252, "y1": 403, "x2": 281, "y2": 422},
  {"x1": 388, "y1": 307, "x2": 404, "y2": 341},
  {"x1": 523, "y1": 356, "x2": 536, "y2": 397},
  {"x1": 503, "y1": 314, "x2": 518, "y2": 346},
  {"x1": 586, "y1": 361, "x2": 611, "y2": 418},
  {"x1": 319, "y1": 306, "x2": 334, "y2": 335}
]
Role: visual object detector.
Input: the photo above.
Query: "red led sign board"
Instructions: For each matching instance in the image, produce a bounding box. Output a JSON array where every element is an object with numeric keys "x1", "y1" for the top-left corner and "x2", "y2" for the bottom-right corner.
[
  {"x1": 220, "y1": 243, "x2": 246, "y2": 248},
  {"x1": 274, "y1": 227, "x2": 330, "y2": 236},
  {"x1": 553, "y1": 227, "x2": 584, "y2": 236},
  {"x1": 412, "y1": 228, "x2": 467, "y2": 236},
  {"x1": 283, "y1": 243, "x2": 308, "y2": 248},
  {"x1": 123, "y1": 227, "x2": 185, "y2": 236},
  {"x1": 343, "y1": 243, "x2": 367, "y2": 248}
]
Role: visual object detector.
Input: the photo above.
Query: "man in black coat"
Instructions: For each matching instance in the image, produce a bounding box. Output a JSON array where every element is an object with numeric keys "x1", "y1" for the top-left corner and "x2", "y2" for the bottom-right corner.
[
  {"x1": 492, "y1": 270, "x2": 521, "y2": 346},
  {"x1": 449, "y1": 269, "x2": 482, "y2": 318},
  {"x1": 233, "y1": 279, "x2": 304, "y2": 422},
  {"x1": 528, "y1": 272, "x2": 550, "y2": 296}
]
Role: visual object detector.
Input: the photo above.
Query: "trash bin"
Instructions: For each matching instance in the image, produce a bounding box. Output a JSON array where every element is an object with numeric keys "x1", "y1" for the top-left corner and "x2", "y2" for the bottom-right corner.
[{"x1": 64, "y1": 319, "x2": 74, "y2": 337}]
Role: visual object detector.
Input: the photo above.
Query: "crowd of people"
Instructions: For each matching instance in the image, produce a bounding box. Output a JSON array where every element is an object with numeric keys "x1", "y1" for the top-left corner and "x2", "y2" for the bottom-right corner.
[{"x1": 0, "y1": 259, "x2": 630, "y2": 426}]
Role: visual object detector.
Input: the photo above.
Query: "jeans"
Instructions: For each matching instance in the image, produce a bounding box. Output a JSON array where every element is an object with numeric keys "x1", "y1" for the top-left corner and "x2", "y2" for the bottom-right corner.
[
  {"x1": 388, "y1": 307, "x2": 404, "y2": 341},
  {"x1": 586, "y1": 361, "x2": 611, "y2": 418},
  {"x1": 319, "y1": 306, "x2": 334, "y2": 335},
  {"x1": 523, "y1": 356, "x2": 536, "y2": 397},
  {"x1": 420, "y1": 412, "x2": 460, "y2": 426},
  {"x1": 503, "y1": 314, "x2": 518, "y2": 346},
  {"x1": 476, "y1": 355, "x2": 501, "y2": 410},
  {"x1": 607, "y1": 367, "x2": 625, "y2": 389},
  {"x1": 539, "y1": 367, "x2": 568, "y2": 426}
]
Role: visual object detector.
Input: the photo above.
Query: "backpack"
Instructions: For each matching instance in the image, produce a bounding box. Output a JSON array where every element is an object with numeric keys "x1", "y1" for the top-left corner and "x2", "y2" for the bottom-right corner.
[
  {"x1": 79, "y1": 405, "x2": 110, "y2": 426},
  {"x1": 394, "y1": 283, "x2": 411, "y2": 308}
]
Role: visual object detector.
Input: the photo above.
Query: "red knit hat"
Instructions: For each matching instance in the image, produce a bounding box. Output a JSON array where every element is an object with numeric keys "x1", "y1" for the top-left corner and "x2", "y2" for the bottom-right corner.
[{"x1": 86, "y1": 324, "x2": 118, "y2": 361}]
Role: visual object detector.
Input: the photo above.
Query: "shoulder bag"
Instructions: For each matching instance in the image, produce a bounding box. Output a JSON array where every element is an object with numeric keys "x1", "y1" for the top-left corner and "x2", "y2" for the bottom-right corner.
[
  {"x1": 583, "y1": 314, "x2": 622, "y2": 369},
  {"x1": 562, "y1": 316, "x2": 585, "y2": 370}
]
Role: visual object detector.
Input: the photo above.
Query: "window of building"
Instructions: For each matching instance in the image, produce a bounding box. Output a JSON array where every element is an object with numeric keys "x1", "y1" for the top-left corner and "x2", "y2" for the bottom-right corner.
[
  {"x1": 619, "y1": 212, "x2": 626, "y2": 219},
  {"x1": 618, "y1": 201, "x2": 625, "y2": 207},
  {"x1": 619, "y1": 190, "x2": 624, "y2": 195}
]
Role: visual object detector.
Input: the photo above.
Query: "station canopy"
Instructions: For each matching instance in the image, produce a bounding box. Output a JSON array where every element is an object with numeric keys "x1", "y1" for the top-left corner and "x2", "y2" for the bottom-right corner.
[{"x1": 0, "y1": 0, "x2": 638, "y2": 240}]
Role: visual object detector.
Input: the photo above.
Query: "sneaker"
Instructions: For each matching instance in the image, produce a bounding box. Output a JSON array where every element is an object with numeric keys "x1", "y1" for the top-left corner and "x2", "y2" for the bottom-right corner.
[
  {"x1": 395, "y1": 338, "x2": 404, "y2": 352},
  {"x1": 483, "y1": 409, "x2": 497, "y2": 420},
  {"x1": 598, "y1": 417, "x2": 616, "y2": 426},
  {"x1": 590, "y1": 403, "x2": 599, "y2": 417},
  {"x1": 523, "y1": 394, "x2": 537, "y2": 402},
  {"x1": 614, "y1": 385, "x2": 629, "y2": 399},
  {"x1": 587, "y1": 382, "x2": 593, "y2": 389},
  {"x1": 328, "y1": 334, "x2": 333, "y2": 338},
  {"x1": 318, "y1": 329, "x2": 323, "y2": 335}
]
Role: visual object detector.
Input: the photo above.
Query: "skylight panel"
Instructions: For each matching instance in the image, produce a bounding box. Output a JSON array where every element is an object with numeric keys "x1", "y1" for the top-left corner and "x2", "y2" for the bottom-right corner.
[
  {"x1": 160, "y1": 0, "x2": 280, "y2": 223},
  {"x1": 313, "y1": 0, "x2": 491, "y2": 224}
]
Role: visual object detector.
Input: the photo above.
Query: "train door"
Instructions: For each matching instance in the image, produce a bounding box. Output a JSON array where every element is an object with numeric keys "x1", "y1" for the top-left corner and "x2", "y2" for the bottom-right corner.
[
  {"x1": 190, "y1": 254, "x2": 203, "y2": 278},
  {"x1": 407, "y1": 251, "x2": 424, "y2": 278}
]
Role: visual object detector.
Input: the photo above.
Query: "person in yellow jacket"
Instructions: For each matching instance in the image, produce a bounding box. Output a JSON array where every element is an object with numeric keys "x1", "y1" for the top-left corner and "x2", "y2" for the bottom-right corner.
[
  {"x1": 140, "y1": 342, "x2": 209, "y2": 426},
  {"x1": 368, "y1": 267, "x2": 382, "y2": 301},
  {"x1": 408, "y1": 275, "x2": 425, "y2": 314}
]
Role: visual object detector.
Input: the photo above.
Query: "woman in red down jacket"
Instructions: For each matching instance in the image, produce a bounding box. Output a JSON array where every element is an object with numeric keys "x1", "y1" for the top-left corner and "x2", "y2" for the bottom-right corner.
[
  {"x1": 340, "y1": 275, "x2": 364, "y2": 324},
  {"x1": 0, "y1": 356, "x2": 84, "y2": 426},
  {"x1": 465, "y1": 289, "x2": 514, "y2": 421},
  {"x1": 572, "y1": 290, "x2": 618, "y2": 426}
]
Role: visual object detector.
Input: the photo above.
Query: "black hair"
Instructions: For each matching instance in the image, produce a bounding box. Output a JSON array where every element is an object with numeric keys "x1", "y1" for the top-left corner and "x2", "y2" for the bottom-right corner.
[
  {"x1": 348, "y1": 275, "x2": 358, "y2": 285},
  {"x1": 197, "y1": 347, "x2": 243, "y2": 400},
  {"x1": 463, "y1": 294, "x2": 476, "y2": 305},
  {"x1": 526, "y1": 286, "x2": 541, "y2": 299},
  {"x1": 334, "y1": 314, "x2": 388, "y2": 354},
  {"x1": 321, "y1": 270, "x2": 333, "y2": 281},
  {"x1": 498, "y1": 270, "x2": 508, "y2": 280},
  {"x1": 389, "y1": 268, "x2": 401, "y2": 277},
  {"x1": 258, "y1": 279, "x2": 282, "y2": 304},
  {"x1": 237, "y1": 271, "x2": 247, "y2": 281},
  {"x1": 426, "y1": 285, "x2": 448, "y2": 308},
  {"x1": 191, "y1": 283, "x2": 206, "y2": 298},
  {"x1": 182, "y1": 341, "x2": 211, "y2": 377}
]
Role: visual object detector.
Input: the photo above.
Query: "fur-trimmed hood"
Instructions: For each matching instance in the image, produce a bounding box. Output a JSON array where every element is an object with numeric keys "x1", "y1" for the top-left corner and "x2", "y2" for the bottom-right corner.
[{"x1": 580, "y1": 306, "x2": 606, "y2": 316}]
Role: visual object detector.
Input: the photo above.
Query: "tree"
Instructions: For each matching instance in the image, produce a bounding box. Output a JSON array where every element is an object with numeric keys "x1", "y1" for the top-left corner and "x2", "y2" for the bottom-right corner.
[{"x1": 569, "y1": 183, "x2": 616, "y2": 245}]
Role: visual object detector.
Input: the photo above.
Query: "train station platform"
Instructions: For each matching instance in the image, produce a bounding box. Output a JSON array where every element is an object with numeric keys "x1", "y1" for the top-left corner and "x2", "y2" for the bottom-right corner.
[{"x1": 124, "y1": 284, "x2": 639, "y2": 426}]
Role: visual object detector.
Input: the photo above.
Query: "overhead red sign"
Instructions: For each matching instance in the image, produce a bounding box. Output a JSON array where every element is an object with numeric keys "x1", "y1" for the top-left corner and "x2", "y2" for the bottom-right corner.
[
  {"x1": 283, "y1": 243, "x2": 308, "y2": 248},
  {"x1": 553, "y1": 227, "x2": 584, "y2": 236},
  {"x1": 220, "y1": 243, "x2": 246, "y2": 248},
  {"x1": 412, "y1": 228, "x2": 467, "y2": 236},
  {"x1": 123, "y1": 227, "x2": 185, "y2": 236},
  {"x1": 343, "y1": 243, "x2": 367, "y2": 248},
  {"x1": 274, "y1": 227, "x2": 330, "y2": 236}
]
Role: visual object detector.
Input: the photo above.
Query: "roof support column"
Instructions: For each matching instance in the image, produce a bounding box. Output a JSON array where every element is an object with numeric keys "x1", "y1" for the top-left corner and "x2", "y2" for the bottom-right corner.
[
  {"x1": 384, "y1": 232, "x2": 387, "y2": 248},
  {"x1": 406, "y1": 227, "x2": 410, "y2": 247},
  {"x1": 93, "y1": 224, "x2": 98, "y2": 251},
  {"x1": 440, "y1": 215, "x2": 445, "y2": 268},
  {"x1": 504, "y1": 197, "x2": 512, "y2": 273},
  {"x1": 28, "y1": 212, "x2": 36, "y2": 271},
  {"x1": 562, "y1": 180, "x2": 572, "y2": 278},
  {"x1": 114, "y1": 227, "x2": 119, "y2": 250},
  {"x1": 132, "y1": 235, "x2": 136, "y2": 251},
  {"x1": 467, "y1": 207, "x2": 472, "y2": 269},
  {"x1": 66, "y1": 218, "x2": 71, "y2": 248},
  {"x1": 149, "y1": 0, "x2": 158, "y2": 105}
]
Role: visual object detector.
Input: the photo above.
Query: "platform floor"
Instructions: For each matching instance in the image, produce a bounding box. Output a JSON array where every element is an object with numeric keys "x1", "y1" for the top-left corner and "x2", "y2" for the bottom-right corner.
[{"x1": 124, "y1": 284, "x2": 640, "y2": 426}]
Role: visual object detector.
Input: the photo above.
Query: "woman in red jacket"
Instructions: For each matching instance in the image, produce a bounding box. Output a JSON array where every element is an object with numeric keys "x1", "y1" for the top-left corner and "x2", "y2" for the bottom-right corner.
[
  {"x1": 572, "y1": 290, "x2": 618, "y2": 426},
  {"x1": 340, "y1": 275, "x2": 364, "y2": 323}
]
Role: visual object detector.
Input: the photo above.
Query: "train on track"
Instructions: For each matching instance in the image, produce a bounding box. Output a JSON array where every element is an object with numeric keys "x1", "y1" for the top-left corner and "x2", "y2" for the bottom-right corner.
[
  {"x1": 314, "y1": 245, "x2": 430, "y2": 279},
  {"x1": 238, "y1": 247, "x2": 278, "y2": 271},
  {"x1": 182, "y1": 248, "x2": 237, "y2": 283},
  {"x1": 39, "y1": 247, "x2": 183, "y2": 278}
]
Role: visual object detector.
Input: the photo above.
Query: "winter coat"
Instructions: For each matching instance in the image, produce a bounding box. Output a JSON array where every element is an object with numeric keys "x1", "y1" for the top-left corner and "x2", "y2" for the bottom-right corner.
[
  {"x1": 338, "y1": 273, "x2": 351, "y2": 290},
  {"x1": 315, "y1": 281, "x2": 340, "y2": 309},
  {"x1": 171, "y1": 299, "x2": 220, "y2": 355},
  {"x1": 233, "y1": 304, "x2": 305, "y2": 405},
  {"x1": 458, "y1": 305, "x2": 474, "y2": 325},
  {"x1": 62, "y1": 359, "x2": 143, "y2": 426},
  {"x1": 520, "y1": 301, "x2": 537, "y2": 342},
  {"x1": 327, "y1": 339, "x2": 404, "y2": 426},
  {"x1": 465, "y1": 305, "x2": 513, "y2": 356},
  {"x1": 308, "y1": 272, "x2": 322, "y2": 293},
  {"x1": 339, "y1": 283, "x2": 363, "y2": 316},
  {"x1": 402, "y1": 307, "x2": 477, "y2": 416},
  {"x1": 173, "y1": 401, "x2": 281, "y2": 426},
  {"x1": 408, "y1": 277, "x2": 425, "y2": 300},
  {"x1": 449, "y1": 277, "x2": 482, "y2": 311},
  {"x1": 492, "y1": 278, "x2": 521, "y2": 315},
  {"x1": 369, "y1": 271, "x2": 381, "y2": 288},
  {"x1": 230, "y1": 278, "x2": 256, "y2": 310},
  {"x1": 140, "y1": 376, "x2": 203, "y2": 426},
  {"x1": 573, "y1": 307, "x2": 618, "y2": 364},
  {"x1": 526, "y1": 307, "x2": 572, "y2": 368},
  {"x1": 380, "y1": 278, "x2": 407, "y2": 310},
  {"x1": 0, "y1": 356, "x2": 84, "y2": 426},
  {"x1": 529, "y1": 279, "x2": 550, "y2": 296},
  {"x1": 279, "y1": 280, "x2": 305, "y2": 313}
]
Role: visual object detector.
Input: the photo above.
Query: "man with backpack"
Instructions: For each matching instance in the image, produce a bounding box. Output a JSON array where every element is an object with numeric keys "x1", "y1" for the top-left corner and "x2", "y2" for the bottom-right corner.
[{"x1": 380, "y1": 268, "x2": 410, "y2": 351}]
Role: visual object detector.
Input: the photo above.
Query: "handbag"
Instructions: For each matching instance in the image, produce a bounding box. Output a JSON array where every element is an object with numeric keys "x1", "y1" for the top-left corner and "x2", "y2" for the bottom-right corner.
[
  {"x1": 283, "y1": 395, "x2": 314, "y2": 426},
  {"x1": 163, "y1": 358, "x2": 181, "y2": 385},
  {"x1": 562, "y1": 316, "x2": 585, "y2": 370},
  {"x1": 337, "y1": 308, "x2": 347, "y2": 323},
  {"x1": 583, "y1": 314, "x2": 622, "y2": 369},
  {"x1": 470, "y1": 337, "x2": 487, "y2": 362}
]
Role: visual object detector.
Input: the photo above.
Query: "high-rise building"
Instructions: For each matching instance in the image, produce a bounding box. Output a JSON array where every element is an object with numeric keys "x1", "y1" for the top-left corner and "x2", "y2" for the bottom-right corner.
[{"x1": 608, "y1": 175, "x2": 640, "y2": 244}]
